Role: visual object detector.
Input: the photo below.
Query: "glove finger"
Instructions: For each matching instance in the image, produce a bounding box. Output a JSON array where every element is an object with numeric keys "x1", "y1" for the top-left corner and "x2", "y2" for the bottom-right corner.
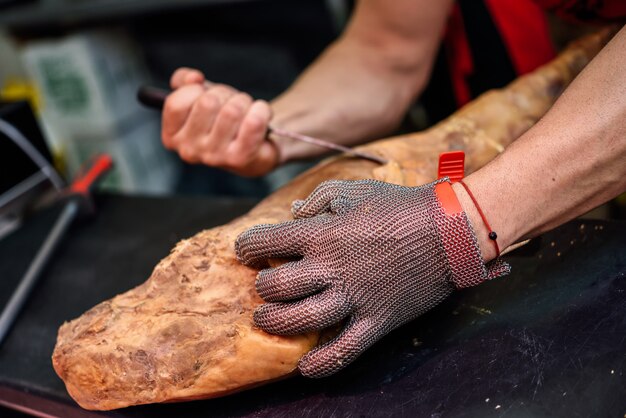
[
  {"x1": 256, "y1": 261, "x2": 332, "y2": 302},
  {"x1": 253, "y1": 288, "x2": 351, "y2": 335},
  {"x1": 292, "y1": 179, "x2": 384, "y2": 218},
  {"x1": 291, "y1": 180, "x2": 346, "y2": 218},
  {"x1": 235, "y1": 219, "x2": 315, "y2": 267},
  {"x1": 298, "y1": 317, "x2": 379, "y2": 378}
]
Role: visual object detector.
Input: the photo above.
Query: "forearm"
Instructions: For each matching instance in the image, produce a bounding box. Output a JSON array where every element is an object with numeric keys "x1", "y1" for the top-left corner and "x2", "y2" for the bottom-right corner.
[
  {"x1": 270, "y1": 40, "x2": 421, "y2": 161},
  {"x1": 270, "y1": 0, "x2": 452, "y2": 162},
  {"x1": 454, "y1": 26, "x2": 626, "y2": 261}
]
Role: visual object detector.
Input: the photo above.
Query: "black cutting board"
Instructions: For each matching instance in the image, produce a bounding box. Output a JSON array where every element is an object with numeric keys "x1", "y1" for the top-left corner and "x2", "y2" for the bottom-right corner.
[{"x1": 0, "y1": 194, "x2": 624, "y2": 417}]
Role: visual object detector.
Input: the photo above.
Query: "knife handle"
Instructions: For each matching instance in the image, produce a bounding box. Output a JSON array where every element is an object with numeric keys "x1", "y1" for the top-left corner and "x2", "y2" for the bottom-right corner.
[{"x1": 137, "y1": 85, "x2": 169, "y2": 110}]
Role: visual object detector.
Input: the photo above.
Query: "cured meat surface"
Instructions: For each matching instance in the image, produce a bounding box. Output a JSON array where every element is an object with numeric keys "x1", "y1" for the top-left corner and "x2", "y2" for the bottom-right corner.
[{"x1": 52, "y1": 29, "x2": 615, "y2": 410}]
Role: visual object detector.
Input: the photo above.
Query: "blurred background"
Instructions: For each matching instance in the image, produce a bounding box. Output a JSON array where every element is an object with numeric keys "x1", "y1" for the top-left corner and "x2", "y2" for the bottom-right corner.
[
  {"x1": 0, "y1": 0, "x2": 350, "y2": 199},
  {"x1": 1, "y1": 0, "x2": 623, "y2": 213}
]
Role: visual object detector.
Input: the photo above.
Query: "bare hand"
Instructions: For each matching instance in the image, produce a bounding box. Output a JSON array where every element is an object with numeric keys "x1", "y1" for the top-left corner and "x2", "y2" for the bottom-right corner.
[{"x1": 162, "y1": 68, "x2": 278, "y2": 176}]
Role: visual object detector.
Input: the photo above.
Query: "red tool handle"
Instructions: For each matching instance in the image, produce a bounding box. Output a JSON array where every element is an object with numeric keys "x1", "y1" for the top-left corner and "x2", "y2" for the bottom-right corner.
[
  {"x1": 137, "y1": 86, "x2": 169, "y2": 110},
  {"x1": 70, "y1": 154, "x2": 114, "y2": 196}
]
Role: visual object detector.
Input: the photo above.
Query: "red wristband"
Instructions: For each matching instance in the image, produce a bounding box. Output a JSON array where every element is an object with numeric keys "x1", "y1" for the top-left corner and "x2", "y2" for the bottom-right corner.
[{"x1": 458, "y1": 180, "x2": 500, "y2": 257}]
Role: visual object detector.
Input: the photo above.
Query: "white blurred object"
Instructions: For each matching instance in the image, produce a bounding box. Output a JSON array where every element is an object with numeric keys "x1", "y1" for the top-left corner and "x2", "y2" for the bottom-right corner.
[
  {"x1": 20, "y1": 30, "x2": 179, "y2": 194},
  {"x1": 21, "y1": 30, "x2": 149, "y2": 132},
  {"x1": 0, "y1": 30, "x2": 26, "y2": 82}
]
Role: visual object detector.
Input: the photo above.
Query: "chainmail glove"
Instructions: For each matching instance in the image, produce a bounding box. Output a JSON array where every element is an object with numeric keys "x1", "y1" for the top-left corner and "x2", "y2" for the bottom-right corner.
[{"x1": 235, "y1": 179, "x2": 510, "y2": 378}]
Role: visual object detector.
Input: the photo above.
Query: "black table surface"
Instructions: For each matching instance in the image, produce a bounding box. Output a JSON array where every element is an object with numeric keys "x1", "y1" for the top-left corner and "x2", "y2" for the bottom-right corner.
[{"x1": 0, "y1": 194, "x2": 624, "y2": 418}]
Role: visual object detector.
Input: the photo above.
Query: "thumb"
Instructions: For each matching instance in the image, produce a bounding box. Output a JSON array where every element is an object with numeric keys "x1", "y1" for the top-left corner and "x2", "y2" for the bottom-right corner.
[
  {"x1": 298, "y1": 317, "x2": 381, "y2": 378},
  {"x1": 291, "y1": 180, "x2": 347, "y2": 219}
]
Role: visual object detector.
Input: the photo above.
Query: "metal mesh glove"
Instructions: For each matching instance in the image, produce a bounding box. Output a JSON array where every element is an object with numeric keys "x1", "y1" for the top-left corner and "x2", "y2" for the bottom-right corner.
[{"x1": 235, "y1": 179, "x2": 510, "y2": 378}]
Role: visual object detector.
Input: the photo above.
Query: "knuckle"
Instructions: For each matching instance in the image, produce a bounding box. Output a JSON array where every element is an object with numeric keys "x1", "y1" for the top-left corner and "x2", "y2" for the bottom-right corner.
[
  {"x1": 170, "y1": 68, "x2": 186, "y2": 86},
  {"x1": 225, "y1": 153, "x2": 248, "y2": 168},
  {"x1": 268, "y1": 272, "x2": 290, "y2": 292},
  {"x1": 330, "y1": 197, "x2": 351, "y2": 214},
  {"x1": 256, "y1": 275, "x2": 277, "y2": 299},
  {"x1": 235, "y1": 92, "x2": 253, "y2": 106},
  {"x1": 320, "y1": 179, "x2": 343, "y2": 191},
  {"x1": 220, "y1": 103, "x2": 243, "y2": 121},
  {"x1": 179, "y1": 146, "x2": 197, "y2": 163},
  {"x1": 311, "y1": 180, "x2": 343, "y2": 198},
  {"x1": 252, "y1": 305, "x2": 270, "y2": 325},
  {"x1": 291, "y1": 200, "x2": 305, "y2": 216},
  {"x1": 184, "y1": 69, "x2": 203, "y2": 82},
  {"x1": 179, "y1": 152, "x2": 193, "y2": 163},
  {"x1": 197, "y1": 93, "x2": 220, "y2": 113},
  {"x1": 200, "y1": 154, "x2": 213, "y2": 166},
  {"x1": 171, "y1": 132, "x2": 188, "y2": 146},
  {"x1": 210, "y1": 84, "x2": 236, "y2": 96},
  {"x1": 234, "y1": 235, "x2": 249, "y2": 259},
  {"x1": 163, "y1": 96, "x2": 186, "y2": 117},
  {"x1": 245, "y1": 114, "x2": 267, "y2": 133},
  {"x1": 162, "y1": 140, "x2": 173, "y2": 151},
  {"x1": 200, "y1": 152, "x2": 220, "y2": 167},
  {"x1": 163, "y1": 137, "x2": 177, "y2": 151},
  {"x1": 166, "y1": 131, "x2": 186, "y2": 149},
  {"x1": 298, "y1": 352, "x2": 329, "y2": 378},
  {"x1": 161, "y1": 128, "x2": 173, "y2": 146}
]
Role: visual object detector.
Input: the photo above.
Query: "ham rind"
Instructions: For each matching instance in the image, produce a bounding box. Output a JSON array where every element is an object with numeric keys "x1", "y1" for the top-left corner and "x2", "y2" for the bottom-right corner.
[{"x1": 52, "y1": 29, "x2": 615, "y2": 410}]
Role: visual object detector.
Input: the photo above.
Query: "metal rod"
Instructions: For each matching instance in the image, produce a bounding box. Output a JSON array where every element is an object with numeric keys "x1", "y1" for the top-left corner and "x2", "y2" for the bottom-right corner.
[
  {"x1": 268, "y1": 126, "x2": 387, "y2": 165},
  {"x1": 0, "y1": 200, "x2": 79, "y2": 346}
]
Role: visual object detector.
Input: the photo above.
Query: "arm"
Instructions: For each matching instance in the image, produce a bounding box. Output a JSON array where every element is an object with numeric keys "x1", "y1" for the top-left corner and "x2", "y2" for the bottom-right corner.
[
  {"x1": 162, "y1": 0, "x2": 452, "y2": 175},
  {"x1": 270, "y1": 0, "x2": 452, "y2": 161},
  {"x1": 456, "y1": 25, "x2": 626, "y2": 261}
]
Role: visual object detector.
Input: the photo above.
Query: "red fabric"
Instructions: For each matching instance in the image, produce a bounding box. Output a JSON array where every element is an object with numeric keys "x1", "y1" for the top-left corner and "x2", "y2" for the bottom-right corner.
[
  {"x1": 444, "y1": 1, "x2": 556, "y2": 107},
  {"x1": 485, "y1": 0, "x2": 556, "y2": 74},
  {"x1": 444, "y1": 5, "x2": 474, "y2": 107}
]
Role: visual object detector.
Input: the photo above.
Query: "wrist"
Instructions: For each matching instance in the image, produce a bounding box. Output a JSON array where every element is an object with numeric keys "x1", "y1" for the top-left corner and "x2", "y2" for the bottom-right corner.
[
  {"x1": 452, "y1": 182, "x2": 498, "y2": 262},
  {"x1": 268, "y1": 103, "x2": 328, "y2": 163},
  {"x1": 269, "y1": 133, "x2": 307, "y2": 165},
  {"x1": 433, "y1": 180, "x2": 510, "y2": 288},
  {"x1": 267, "y1": 125, "x2": 336, "y2": 164}
]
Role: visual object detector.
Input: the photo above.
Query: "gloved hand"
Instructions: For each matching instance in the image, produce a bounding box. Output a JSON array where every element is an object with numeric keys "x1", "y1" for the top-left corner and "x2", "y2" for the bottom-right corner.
[
  {"x1": 235, "y1": 179, "x2": 509, "y2": 378},
  {"x1": 162, "y1": 68, "x2": 278, "y2": 176}
]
